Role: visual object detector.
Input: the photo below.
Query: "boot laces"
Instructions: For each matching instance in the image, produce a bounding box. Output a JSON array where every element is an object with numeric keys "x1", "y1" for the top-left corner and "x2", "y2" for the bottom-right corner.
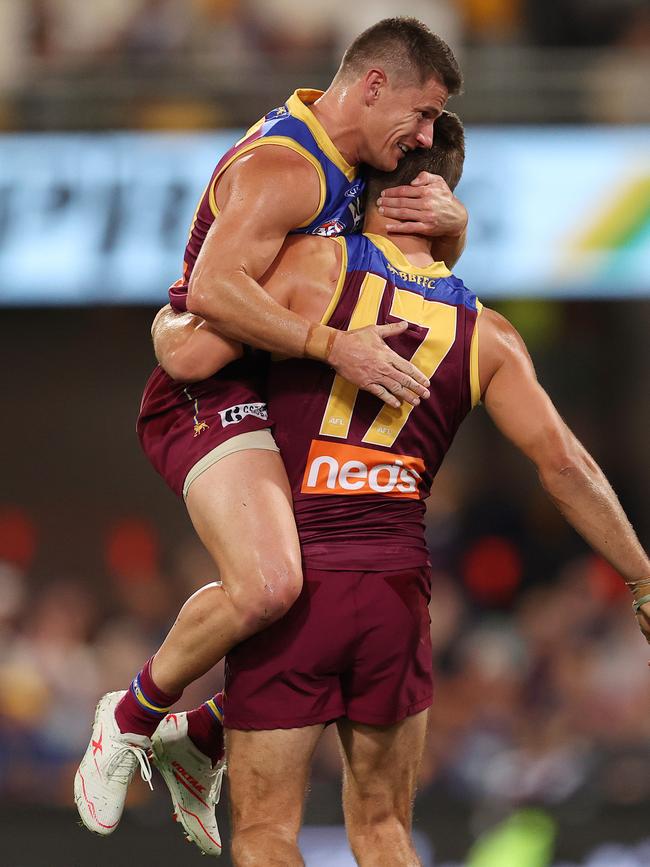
[
  {"x1": 207, "y1": 761, "x2": 226, "y2": 806},
  {"x1": 106, "y1": 742, "x2": 153, "y2": 791}
]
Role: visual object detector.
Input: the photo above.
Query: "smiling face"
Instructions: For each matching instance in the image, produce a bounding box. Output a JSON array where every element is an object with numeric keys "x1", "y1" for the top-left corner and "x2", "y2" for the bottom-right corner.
[{"x1": 360, "y1": 71, "x2": 449, "y2": 172}]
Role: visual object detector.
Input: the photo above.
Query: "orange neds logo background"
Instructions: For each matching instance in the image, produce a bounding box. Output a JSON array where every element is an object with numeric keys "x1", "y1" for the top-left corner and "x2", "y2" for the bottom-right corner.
[{"x1": 300, "y1": 440, "x2": 425, "y2": 499}]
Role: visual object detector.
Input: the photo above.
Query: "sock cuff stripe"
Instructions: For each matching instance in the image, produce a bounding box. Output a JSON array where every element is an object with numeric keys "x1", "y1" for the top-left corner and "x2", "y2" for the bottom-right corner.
[
  {"x1": 206, "y1": 698, "x2": 224, "y2": 723},
  {"x1": 131, "y1": 676, "x2": 173, "y2": 716}
]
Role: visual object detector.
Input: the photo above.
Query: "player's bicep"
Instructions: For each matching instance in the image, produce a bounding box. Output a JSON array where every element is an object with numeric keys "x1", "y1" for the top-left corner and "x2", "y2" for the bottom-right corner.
[
  {"x1": 195, "y1": 200, "x2": 288, "y2": 286},
  {"x1": 480, "y1": 311, "x2": 573, "y2": 467},
  {"x1": 189, "y1": 148, "x2": 321, "y2": 292}
]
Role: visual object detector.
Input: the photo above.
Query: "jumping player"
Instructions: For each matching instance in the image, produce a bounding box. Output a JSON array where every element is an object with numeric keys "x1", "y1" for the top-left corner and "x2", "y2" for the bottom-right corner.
[
  {"x1": 146, "y1": 113, "x2": 650, "y2": 864},
  {"x1": 74, "y1": 18, "x2": 469, "y2": 850}
]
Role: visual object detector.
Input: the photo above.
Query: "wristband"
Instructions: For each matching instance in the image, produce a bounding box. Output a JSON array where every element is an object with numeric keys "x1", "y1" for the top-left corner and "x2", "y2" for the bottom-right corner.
[
  {"x1": 304, "y1": 323, "x2": 337, "y2": 362},
  {"x1": 633, "y1": 594, "x2": 650, "y2": 613},
  {"x1": 626, "y1": 576, "x2": 650, "y2": 589}
]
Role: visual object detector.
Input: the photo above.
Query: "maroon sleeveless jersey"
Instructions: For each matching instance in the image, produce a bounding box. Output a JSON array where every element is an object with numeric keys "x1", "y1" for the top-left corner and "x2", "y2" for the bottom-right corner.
[
  {"x1": 169, "y1": 89, "x2": 363, "y2": 312},
  {"x1": 268, "y1": 233, "x2": 482, "y2": 570}
]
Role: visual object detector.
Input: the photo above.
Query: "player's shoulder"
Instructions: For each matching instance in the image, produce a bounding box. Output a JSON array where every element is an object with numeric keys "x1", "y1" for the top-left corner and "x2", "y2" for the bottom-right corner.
[
  {"x1": 479, "y1": 307, "x2": 525, "y2": 352},
  {"x1": 227, "y1": 141, "x2": 319, "y2": 186},
  {"x1": 218, "y1": 142, "x2": 323, "y2": 224},
  {"x1": 437, "y1": 272, "x2": 481, "y2": 312},
  {"x1": 277, "y1": 234, "x2": 343, "y2": 282},
  {"x1": 260, "y1": 233, "x2": 342, "y2": 308},
  {"x1": 478, "y1": 306, "x2": 532, "y2": 390}
]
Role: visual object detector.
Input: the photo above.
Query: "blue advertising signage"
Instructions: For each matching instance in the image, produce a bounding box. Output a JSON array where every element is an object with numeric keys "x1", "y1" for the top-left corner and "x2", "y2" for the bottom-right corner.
[{"x1": 0, "y1": 128, "x2": 648, "y2": 304}]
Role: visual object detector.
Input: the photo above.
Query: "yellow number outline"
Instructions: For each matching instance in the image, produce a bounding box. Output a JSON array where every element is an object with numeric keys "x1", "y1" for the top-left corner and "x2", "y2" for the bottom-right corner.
[{"x1": 319, "y1": 274, "x2": 458, "y2": 448}]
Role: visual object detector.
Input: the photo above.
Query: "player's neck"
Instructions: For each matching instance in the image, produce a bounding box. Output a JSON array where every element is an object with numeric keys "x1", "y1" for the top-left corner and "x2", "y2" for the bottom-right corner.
[
  {"x1": 310, "y1": 86, "x2": 362, "y2": 167},
  {"x1": 363, "y1": 211, "x2": 435, "y2": 268}
]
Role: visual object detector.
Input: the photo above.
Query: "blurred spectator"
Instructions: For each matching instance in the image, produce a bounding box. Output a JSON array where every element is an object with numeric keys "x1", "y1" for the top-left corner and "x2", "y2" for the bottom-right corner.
[
  {"x1": 457, "y1": 0, "x2": 523, "y2": 45},
  {"x1": 0, "y1": 561, "x2": 27, "y2": 668},
  {"x1": 586, "y1": 5, "x2": 650, "y2": 123},
  {"x1": 35, "y1": 0, "x2": 143, "y2": 59},
  {"x1": 189, "y1": 0, "x2": 252, "y2": 68},
  {"x1": 0, "y1": 0, "x2": 31, "y2": 97},
  {"x1": 0, "y1": 578, "x2": 101, "y2": 802},
  {"x1": 123, "y1": 0, "x2": 193, "y2": 58},
  {"x1": 244, "y1": 0, "x2": 337, "y2": 66},
  {"x1": 523, "y1": 0, "x2": 646, "y2": 47}
]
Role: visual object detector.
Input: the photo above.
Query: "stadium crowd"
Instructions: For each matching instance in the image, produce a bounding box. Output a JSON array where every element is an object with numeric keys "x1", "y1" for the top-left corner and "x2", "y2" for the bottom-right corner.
[
  {"x1": 1, "y1": 481, "x2": 648, "y2": 814},
  {"x1": 0, "y1": 0, "x2": 648, "y2": 126},
  {"x1": 1, "y1": 0, "x2": 647, "y2": 67}
]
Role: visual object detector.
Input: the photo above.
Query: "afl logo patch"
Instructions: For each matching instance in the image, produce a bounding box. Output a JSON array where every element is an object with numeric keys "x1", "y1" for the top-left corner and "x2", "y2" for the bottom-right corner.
[{"x1": 313, "y1": 219, "x2": 345, "y2": 237}]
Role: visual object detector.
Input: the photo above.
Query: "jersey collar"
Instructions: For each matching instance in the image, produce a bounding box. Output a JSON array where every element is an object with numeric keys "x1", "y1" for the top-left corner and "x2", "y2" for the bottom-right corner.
[
  {"x1": 286, "y1": 89, "x2": 357, "y2": 182},
  {"x1": 363, "y1": 233, "x2": 451, "y2": 278}
]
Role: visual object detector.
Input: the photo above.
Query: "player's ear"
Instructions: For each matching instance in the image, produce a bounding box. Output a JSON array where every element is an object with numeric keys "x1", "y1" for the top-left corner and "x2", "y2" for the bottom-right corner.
[{"x1": 363, "y1": 69, "x2": 387, "y2": 105}]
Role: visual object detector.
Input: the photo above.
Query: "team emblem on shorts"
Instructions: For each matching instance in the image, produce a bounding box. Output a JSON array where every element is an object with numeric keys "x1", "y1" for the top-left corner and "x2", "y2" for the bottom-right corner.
[
  {"x1": 313, "y1": 219, "x2": 346, "y2": 237},
  {"x1": 219, "y1": 402, "x2": 269, "y2": 427},
  {"x1": 183, "y1": 386, "x2": 210, "y2": 437}
]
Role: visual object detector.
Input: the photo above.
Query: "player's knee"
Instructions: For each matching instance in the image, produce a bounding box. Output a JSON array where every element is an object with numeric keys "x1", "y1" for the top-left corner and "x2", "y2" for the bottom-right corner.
[
  {"x1": 270, "y1": 562, "x2": 303, "y2": 613},
  {"x1": 231, "y1": 560, "x2": 303, "y2": 630},
  {"x1": 231, "y1": 824, "x2": 299, "y2": 865},
  {"x1": 347, "y1": 812, "x2": 411, "y2": 855},
  {"x1": 244, "y1": 574, "x2": 301, "y2": 626}
]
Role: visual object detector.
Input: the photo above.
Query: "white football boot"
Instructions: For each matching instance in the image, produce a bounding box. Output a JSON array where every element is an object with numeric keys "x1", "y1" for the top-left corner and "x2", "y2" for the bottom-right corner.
[
  {"x1": 74, "y1": 691, "x2": 153, "y2": 834},
  {"x1": 151, "y1": 711, "x2": 226, "y2": 857}
]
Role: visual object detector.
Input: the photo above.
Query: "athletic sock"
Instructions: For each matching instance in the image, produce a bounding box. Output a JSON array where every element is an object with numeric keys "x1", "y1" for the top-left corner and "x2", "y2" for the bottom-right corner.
[
  {"x1": 186, "y1": 693, "x2": 225, "y2": 766},
  {"x1": 114, "y1": 657, "x2": 183, "y2": 738}
]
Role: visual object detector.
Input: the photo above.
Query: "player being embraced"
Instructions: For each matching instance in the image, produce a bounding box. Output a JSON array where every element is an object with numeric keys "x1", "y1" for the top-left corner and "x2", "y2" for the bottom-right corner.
[
  {"x1": 75, "y1": 17, "x2": 470, "y2": 851},
  {"x1": 149, "y1": 111, "x2": 650, "y2": 864}
]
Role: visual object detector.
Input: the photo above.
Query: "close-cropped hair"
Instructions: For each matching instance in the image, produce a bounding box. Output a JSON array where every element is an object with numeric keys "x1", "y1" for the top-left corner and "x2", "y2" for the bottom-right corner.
[
  {"x1": 365, "y1": 110, "x2": 466, "y2": 204},
  {"x1": 339, "y1": 17, "x2": 462, "y2": 95}
]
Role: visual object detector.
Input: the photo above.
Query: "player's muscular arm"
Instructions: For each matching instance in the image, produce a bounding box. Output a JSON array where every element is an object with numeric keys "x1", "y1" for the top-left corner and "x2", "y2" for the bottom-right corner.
[
  {"x1": 151, "y1": 305, "x2": 242, "y2": 382},
  {"x1": 150, "y1": 231, "x2": 328, "y2": 382},
  {"x1": 479, "y1": 309, "x2": 650, "y2": 636},
  {"x1": 155, "y1": 234, "x2": 428, "y2": 407},
  {"x1": 186, "y1": 147, "x2": 319, "y2": 356},
  {"x1": 182, "y1": 150, "x2": 431, "y2": 406},
  {"x1": 378, "y1": 172, "x2": 467, "y2": 268}
]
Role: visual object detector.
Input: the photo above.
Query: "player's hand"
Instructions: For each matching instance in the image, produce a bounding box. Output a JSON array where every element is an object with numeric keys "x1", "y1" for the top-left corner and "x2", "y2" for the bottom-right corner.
[
  {"x1": 378, "y1": 171, "x2": 468, "y2": 238},
  {"x1": 328, "y1": 320, "x2": 430, "y2": 409}
]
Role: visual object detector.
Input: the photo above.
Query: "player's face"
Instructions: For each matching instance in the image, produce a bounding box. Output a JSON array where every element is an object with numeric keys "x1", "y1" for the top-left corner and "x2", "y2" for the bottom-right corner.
[{"x1": 364, "y1": 75, "x2": 449, "y2": 171}]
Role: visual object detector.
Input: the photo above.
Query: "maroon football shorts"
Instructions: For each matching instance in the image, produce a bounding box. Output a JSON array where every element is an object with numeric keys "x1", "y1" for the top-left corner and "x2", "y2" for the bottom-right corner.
[
  {"x1": 137, "y1": 358, "x2": 275, "y2": 498},
  {"x1": 223, "y1": 564, "x2": 434, "y2": 730}
]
